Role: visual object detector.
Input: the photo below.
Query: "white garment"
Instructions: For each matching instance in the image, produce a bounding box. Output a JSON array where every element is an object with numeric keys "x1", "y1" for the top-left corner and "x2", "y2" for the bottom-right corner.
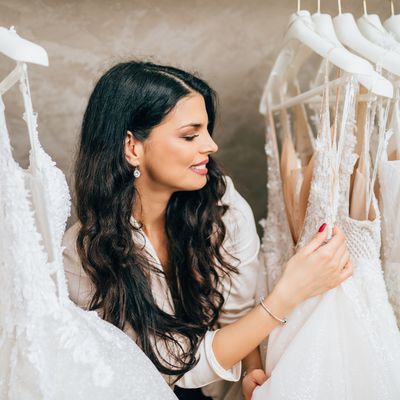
[
  {"x1": 63, "y1": 176, "x2": 262, "y2": 399},
  {"x1": 0, "y1": 70, "x2": 176, "y2": 400},
  {"x1": 380, "y1": 92, "x2": 400, "y2": 326},
  {"x1": 255, "y1": 74, "x2": 400, "y2": 399}
]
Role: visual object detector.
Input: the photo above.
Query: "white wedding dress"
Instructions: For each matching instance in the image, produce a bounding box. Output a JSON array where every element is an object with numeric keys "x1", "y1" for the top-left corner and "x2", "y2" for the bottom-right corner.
[
  {"x1": 255, "y1": 72, "x2": 400, "y2": 399},
  {"x1": 0, "y1": 68, "x2": 176, "y2": 400},
  {"x1": 380, "y1": 87, "x2": 400, "y2": 327}
]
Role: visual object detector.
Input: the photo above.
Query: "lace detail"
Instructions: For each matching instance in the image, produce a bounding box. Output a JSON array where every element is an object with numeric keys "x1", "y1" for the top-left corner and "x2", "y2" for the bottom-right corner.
[
  {"x1": 379, "y1": 90, "x2": 400, "y2": 326},
  {"x1": 260, "y1": 118, "x2": 294, "y2": 294},
  {"x1": 0, "y1": 69, "x2": 176, "y2": 400},
  {"x1": 255, "y1": 72, "x2": 400, "y2": 399},
  {"x1": 385, "y1": 262, "x2": 400, "y2": 323}
]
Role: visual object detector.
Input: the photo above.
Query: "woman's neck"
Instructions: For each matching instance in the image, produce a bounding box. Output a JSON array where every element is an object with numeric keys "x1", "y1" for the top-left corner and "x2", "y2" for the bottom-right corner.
[
  {"x1": 133, "y1": 179, "x2": 171, "y2": 236},
  {"x1": 133, "y1": 179, "x2": 172, "y2": 270}
]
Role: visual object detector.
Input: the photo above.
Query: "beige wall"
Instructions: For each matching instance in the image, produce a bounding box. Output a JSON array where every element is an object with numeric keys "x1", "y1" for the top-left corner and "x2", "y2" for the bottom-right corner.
[{"x1": 0, "y1": 0, "x2": 390, "y2": 231}]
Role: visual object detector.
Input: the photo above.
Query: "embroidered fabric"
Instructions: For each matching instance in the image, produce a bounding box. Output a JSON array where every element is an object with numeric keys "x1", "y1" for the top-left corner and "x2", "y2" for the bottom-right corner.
[
  {"x1": 0, "y1": 67, "x2": 176, "y2": 400},
  {"x1": 259, "y1": 112, "x2": 294, "y2": 295},
  {"x1": 255, "y1": 68, "x2": 400, "y2": 399},
  {"x1": 380, "y1": 86, "x2": 400, "y2": 326}
]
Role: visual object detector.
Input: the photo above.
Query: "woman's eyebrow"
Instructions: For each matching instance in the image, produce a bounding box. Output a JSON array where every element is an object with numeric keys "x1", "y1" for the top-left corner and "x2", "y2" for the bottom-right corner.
[{"x1": 178, "y1": 122, "x2": 203, "y2": 129}]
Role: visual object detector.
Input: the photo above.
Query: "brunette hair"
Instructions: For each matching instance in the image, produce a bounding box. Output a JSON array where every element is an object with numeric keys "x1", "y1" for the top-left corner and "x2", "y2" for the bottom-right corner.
[{"x1": 75, "y1": 61, "x2": 237, "y2": 379}]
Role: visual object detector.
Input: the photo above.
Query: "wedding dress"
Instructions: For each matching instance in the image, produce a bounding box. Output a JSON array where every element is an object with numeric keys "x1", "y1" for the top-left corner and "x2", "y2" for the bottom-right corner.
[
  {"x1": 0, "y1": 67, "x2": 176, "y2": 400},
  {"x1": 380, "y1": 86, "x2": 400, "y2": 326},
  {"x1": 255, "y1": 68, "x2": 400, "y2": 399}
]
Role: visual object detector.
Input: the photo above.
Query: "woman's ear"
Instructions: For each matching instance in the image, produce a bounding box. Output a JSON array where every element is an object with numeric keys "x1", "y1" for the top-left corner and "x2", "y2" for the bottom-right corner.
[{"x1": 125, "y1": 131, "x2": 144, "y2": 166}]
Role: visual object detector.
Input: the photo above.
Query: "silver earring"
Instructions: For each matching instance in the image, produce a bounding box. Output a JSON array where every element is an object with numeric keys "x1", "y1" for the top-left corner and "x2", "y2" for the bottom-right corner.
[{"x1": 133, "y1": 166, "x2": 141, "y2": 178}]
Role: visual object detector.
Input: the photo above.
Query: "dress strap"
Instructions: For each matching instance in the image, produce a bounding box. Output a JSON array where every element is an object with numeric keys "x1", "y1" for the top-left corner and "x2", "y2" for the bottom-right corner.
[
  {"x1": 321, "y1": 59, "x2": 358, "y2": 234},
  {"x1": 0, "y1": 96, "x2": 13, "y2": 159},
  {"x1": 367, "y1": 97, "x2": 391, "y2": 213},
  {"x1": 19, "y1": 64, "x2": 41, "y2": 163}
]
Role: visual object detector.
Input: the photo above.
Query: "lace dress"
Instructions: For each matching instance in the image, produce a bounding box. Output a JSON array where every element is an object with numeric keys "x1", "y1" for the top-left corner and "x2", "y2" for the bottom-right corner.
[
  {"x1": 255, "y1": 73, "x2": 400, "y2": 399},
  {"x1": 380, "y1": 88, "x2": 400, "y2": 326},
  {"x1": 0, "y1": 68, "x2": 176, "y2": 400}
]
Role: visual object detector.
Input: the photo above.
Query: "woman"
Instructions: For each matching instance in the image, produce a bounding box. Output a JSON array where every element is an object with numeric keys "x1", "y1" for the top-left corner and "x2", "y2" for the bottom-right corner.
[{"x1": 62, "y1": 61, "x2": 352, "y2": 400}]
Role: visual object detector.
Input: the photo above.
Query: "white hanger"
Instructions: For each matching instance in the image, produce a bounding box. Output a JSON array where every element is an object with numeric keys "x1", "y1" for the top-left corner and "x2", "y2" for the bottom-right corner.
[
  {"x1": 261, "y1": 1, "x2": 392, "y2": 114},
  {"x1": 262, "y1": 9, "x2": 357, "y2": 112},
  {"x1": 0, "y1": 29, "x2": 56, "y2": 269},
  {"x1": 334, "y1": 0, "x2": 400, "y2": 77},
  {"x1": 357, "y1": 0, "x2": 400, "y2": 56},
  {"x1": 0, "y1": 26, "x2": 48, "y2": 66},
  {"x1": 384, "y1": 1, "x2": 400, "y2": 42},
  {"x1": 284, "y1": 11, "x2": 371, "y2": 75},
  {"x1": 311, "y1": 1, "x2": 392, "y2": 98}
]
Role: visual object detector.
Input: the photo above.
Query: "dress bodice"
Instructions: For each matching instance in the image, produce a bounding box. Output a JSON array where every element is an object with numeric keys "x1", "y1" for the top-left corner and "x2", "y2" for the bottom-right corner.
[{"x1": 0, "y1": 68, "x2": 176, "y2": 400}]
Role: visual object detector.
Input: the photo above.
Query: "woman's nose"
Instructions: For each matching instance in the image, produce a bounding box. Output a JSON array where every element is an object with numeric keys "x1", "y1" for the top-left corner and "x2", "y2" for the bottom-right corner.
[{"x1": 200, "y1": 132, "x2": 218, "y2": 154}]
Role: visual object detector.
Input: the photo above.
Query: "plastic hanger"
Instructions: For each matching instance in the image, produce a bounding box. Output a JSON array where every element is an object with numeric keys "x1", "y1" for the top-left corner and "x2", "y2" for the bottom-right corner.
[
  {"x1": 357, "y1": 0, "x2": 400, "y2": 56},
  {"x1": 334, "y1": 0, "x2": 400, "y2": 77},
  {"x1": 284, "y1": 10, "x2": 371, "y2": 75},
  {"x1": 0, "y1": 26, "x2": 48, "y2": 66},
  {"x1": 260, "y1": 9, "x2": 341, "y2": 112},
  {"x1": 261, "y1": 1, "x2": 392, "y2": 114},
  {"x1": 0, "y1": 29, "x2": 56, "y2": 269},
  {"x1": 383, "y1": 0, "x2": 400, "y2": 42},
  {"x1": 311, "y1": 1, "x2": 392, "y2": 97}
]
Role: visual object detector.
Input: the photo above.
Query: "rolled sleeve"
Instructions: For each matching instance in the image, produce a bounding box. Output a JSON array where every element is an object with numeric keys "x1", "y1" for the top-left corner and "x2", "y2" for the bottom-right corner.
[{"x1": 175, "y1": 330, "x2": 241, "y2": 389}]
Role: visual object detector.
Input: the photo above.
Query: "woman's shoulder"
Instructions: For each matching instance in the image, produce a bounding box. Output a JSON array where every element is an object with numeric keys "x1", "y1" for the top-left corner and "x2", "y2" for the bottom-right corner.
[
  {"x1": 63, "y1": 221, "x2": 80, "y2": 245},
  {"x1": 62, "y1": 221, "x2": 94, "y2": 308},
  {"x1": 62, "y1": 221, "x2": 83, "y2": 275},
  {"x1": 220, "y1": 176, "x2": 260, "y2": 263},
  {"x1": 221, "y1": 176, "x2": 254, "y2": 219}
]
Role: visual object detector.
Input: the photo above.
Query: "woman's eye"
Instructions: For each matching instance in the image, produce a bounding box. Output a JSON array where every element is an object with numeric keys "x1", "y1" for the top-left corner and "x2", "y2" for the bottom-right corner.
[{"x1": 183, "y1": 134, "x2": 199, "y2": 141}]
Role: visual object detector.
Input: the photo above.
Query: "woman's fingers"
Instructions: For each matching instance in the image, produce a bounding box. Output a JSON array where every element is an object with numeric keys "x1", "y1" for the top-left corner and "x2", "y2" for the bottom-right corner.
[
  {"x1": 282, "y1": 223, "x2": 353, "y2": 302},
  {"x1": 331, "y1": 241, "x2": 348, "y2": 269},
  {"x1": 302, "y1": 223, "x2": 329, "y2": 255},
  {"x1": 338, "y1": 249, "x2": 350, "y2": 270},
  {"x1": 338, "y1": 260, "x2": 353, "y2": 283},
  {"x1": 242, "y1": 369, "x2": 268, "y2": 400},
  {"x1": 318, "y1": 225, "x2": 345, "y2": 255}
]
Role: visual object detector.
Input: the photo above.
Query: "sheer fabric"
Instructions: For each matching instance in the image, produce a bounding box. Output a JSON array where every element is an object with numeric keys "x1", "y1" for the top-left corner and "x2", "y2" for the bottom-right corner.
[
  {"x1": 380, "y1": 87, "x2": 400, "y2": 326},
  {"x1": 256, "y1": 70, "x2": 400, "y2": 399},
  {"x1": 0, "y1": 69, "x2": 176, "y2": 400}
]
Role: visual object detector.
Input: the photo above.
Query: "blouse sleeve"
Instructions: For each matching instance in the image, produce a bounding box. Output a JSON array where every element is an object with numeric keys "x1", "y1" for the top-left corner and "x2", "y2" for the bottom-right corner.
[
  {"x1": 62, "y1": 222, "x2": 95, "y2": 310},
  {"x1": 174, "y1": 330, "x2": 241, "y2": 388},
  {"x1": 61, "y1": 176, "x2": 261, "y2": 390},
  {"x1": 62, "y1": 223, "x2": 241, "y2": 389},
  {"x1": 218, "y1": 176, "x2": 261, "y2": 326},
  {"x1": 176, "y1": 176, "x2": 262, "y2": 389}
]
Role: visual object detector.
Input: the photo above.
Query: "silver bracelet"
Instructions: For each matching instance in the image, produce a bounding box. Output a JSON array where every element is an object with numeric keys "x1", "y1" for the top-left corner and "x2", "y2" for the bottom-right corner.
[{"x1": 259, "y1": 296, "x2": 287, "y2": 325}]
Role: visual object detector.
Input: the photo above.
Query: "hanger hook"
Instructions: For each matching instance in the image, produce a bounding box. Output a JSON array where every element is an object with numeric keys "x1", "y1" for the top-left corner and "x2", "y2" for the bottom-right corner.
[
  {"x1": 317, "y1": 0, "x2": 321, "y2": 13},
  {"x1": 298, "y1": 0, "x2": 301, "y2": 12},
  {"x1": 338, "y1": 0, "x2": 342, "y2": 14},
  {"x1": 363, "y1": 0, "x2": 368, "y2": 15},
  {"x1": 391, "y1": 0, "x2": 395, "y2": 16}
]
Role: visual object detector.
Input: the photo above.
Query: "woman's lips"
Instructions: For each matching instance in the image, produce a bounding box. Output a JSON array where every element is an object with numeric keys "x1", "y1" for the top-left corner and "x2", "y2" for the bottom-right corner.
[
  {"x1": 190, "y1": 164, "x2": 208, "y2": 175},
  {"x1": 190, "y1": 159, "x2": 208, "y2": 175}
]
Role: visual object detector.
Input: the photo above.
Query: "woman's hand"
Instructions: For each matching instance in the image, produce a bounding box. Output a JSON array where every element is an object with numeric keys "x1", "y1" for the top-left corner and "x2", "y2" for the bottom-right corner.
[
  {"x1": 212, "y1": 224, "x2": 352, "y2": 372},
  {"x1": 242, "y1": 369, "x2": 268, "y2": 400},
  {"x1": 273, "y1": 224, "x2": 353, "y2": 310}
]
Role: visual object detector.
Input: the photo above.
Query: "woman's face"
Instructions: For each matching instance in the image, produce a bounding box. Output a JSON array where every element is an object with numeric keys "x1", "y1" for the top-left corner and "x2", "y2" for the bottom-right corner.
[{"x1": 135, "y1": 92, "x2": 218, "y2": 192}]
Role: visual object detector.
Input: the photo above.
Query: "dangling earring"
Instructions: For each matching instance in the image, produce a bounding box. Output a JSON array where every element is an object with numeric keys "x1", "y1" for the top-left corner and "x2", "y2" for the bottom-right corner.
[{"x1": 133, "y1": 166, "x2": 141, "y2": 178}]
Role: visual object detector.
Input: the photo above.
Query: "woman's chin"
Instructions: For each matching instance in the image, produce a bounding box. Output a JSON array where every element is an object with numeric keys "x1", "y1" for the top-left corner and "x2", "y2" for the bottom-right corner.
[{"x1": 177, "y1": 174, "x2": 208, "y2": 191}]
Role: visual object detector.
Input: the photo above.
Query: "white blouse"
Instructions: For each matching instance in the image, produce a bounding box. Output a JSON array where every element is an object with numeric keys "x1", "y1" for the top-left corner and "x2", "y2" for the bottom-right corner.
[{"x1": 62, "y1": 176, "x2": 261, "y2": 397}]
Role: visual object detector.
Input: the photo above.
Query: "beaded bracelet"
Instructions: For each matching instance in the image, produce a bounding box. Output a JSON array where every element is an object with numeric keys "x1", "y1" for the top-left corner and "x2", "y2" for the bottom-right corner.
[{"x1": 259, "y1": 296, "x2": 287, "y2": 325}]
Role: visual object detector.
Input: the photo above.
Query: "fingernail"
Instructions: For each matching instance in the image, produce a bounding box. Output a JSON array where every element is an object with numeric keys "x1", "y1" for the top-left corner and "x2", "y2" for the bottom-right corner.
[{"x1": 318, "y1": 223, "x2": 327, "y2": 232}]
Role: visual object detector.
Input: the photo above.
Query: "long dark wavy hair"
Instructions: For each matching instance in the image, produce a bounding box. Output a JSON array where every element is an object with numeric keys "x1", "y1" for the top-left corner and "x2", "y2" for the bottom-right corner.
[{"x1": 75, "y1": 61, "x2": 238, "y2": 379}]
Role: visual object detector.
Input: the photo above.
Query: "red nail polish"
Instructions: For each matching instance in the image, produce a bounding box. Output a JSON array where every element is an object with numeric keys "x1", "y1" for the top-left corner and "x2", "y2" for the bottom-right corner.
[{"x1": 318, "y1": 223, "x2": 327, "y2": 232}]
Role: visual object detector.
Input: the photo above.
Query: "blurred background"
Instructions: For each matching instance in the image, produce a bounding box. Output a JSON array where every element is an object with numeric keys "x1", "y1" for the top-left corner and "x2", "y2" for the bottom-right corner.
[{"x1": 0, "y1": 0, "x2": 390, "y2": 233}]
